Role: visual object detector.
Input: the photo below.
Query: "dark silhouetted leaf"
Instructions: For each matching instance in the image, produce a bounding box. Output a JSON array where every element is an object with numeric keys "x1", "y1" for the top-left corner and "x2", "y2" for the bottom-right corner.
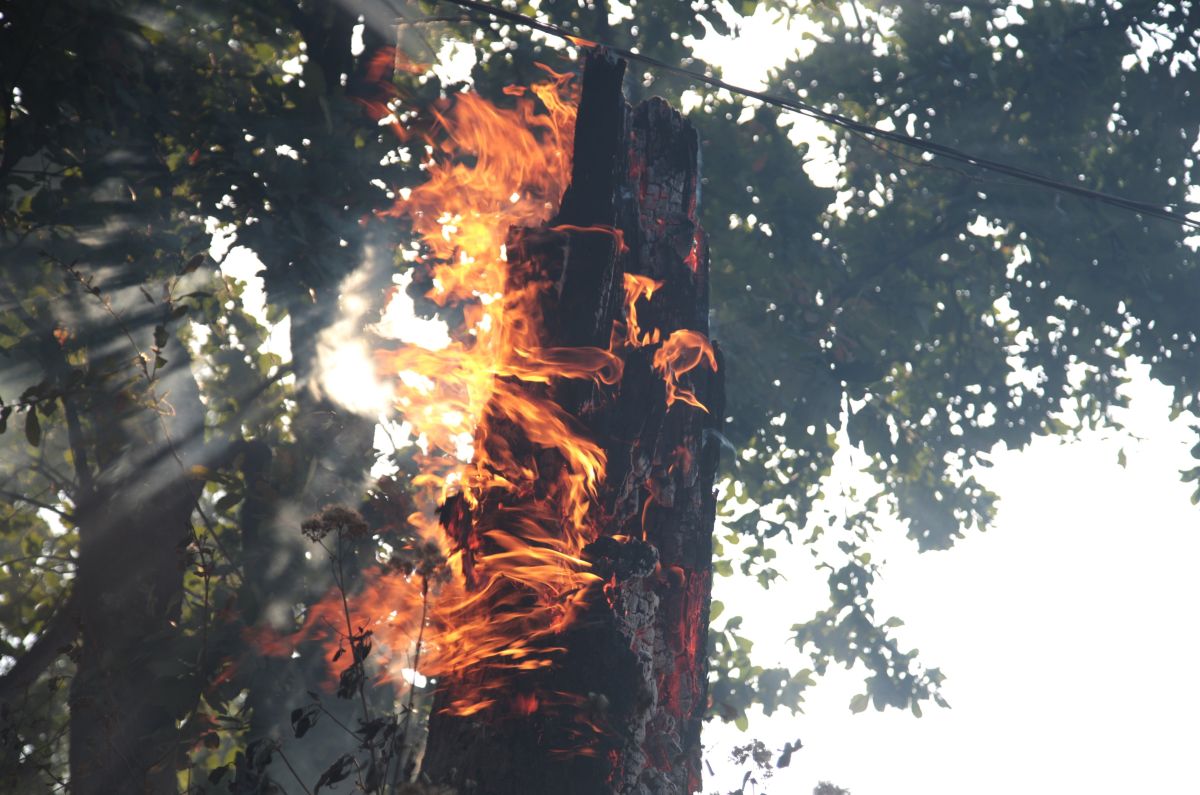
[
  {"x1": 215, "y1": 491, "x2": 243, "y2": 512},
  {"x1": 315, "y1": 753, "x2": 355, "y2": 792},
  {"x1": 337, "y1": 660, "x2": 364, "y2": 699},
  {"x1": 776, "y1": 739, "x2": 802, "y2": 768},
  {"x1": 181, "y1": 253, "x2": 205, "y2": 275},
  {"x1": 291, "y1": 704, "x2": 320, "y2": 739},
  {"x1": 24, "y1": 410, "x2": 40, "y2": 447},
  {"x1": 355, "y1": 716, "x2": 390, "y2": 745}
]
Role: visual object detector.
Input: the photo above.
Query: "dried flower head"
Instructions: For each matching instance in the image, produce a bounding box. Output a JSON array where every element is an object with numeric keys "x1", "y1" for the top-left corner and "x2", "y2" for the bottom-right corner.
[
  {"x1": 385, "y1": 539, "x2": 449, "y2": 582},
  {"x1": 301, "y1": 504, "x2": 371, "y2": 542}
]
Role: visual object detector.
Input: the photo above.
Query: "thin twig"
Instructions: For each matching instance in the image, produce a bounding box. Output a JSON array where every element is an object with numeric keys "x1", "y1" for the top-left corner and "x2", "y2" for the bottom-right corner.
[
  {"x1": 274, "y1": 744, "x2": 315, "y2": 795},
  {"x1": 328, "y1": 532, "x2": 379, "y2": 775},
  {"x1": 403, "y1": 576, "x2": 429, "y2": 729},
  {"x1": 0, "y1": 554, "x2": 77, "y2": 569},
  {"x1": 314, "y1": 701, "x2": 363, "y2": 740},
  {"x1": 0, "y1": 489, "x2": 74, "y2": 519},
  {"x1": 386, "y1": 573, "x2": 429, "y2": 793}
]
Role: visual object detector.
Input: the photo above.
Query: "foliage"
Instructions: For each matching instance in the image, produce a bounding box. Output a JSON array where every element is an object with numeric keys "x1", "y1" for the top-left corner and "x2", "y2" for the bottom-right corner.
[
  {"x1": 697, "y1": 0, "x2": 1200, "y2": 720},
  {"x1": 1, "y1": 0, "x2": 1198, "y2": 789},
  {"x1": 707, "y1": 737, "x2": 807, "y2": 795}
]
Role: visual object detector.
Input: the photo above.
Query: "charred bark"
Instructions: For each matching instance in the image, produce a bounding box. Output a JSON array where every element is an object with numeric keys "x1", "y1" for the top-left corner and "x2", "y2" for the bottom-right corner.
[{"x1": 421, "y1": 52, "x2": 723, "y2": 795}]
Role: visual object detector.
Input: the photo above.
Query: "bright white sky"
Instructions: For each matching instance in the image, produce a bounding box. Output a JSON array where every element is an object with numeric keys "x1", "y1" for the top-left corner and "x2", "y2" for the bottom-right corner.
[
  {"x1": 690, "y1": 5, "x2": 1200, "y2": 793},
  {"x1": 702, "y1": 365, "x2": 1200, "y2": 794},
  {"x1": 213, "y1": 4, "x2": 1200, "y2": 792}
]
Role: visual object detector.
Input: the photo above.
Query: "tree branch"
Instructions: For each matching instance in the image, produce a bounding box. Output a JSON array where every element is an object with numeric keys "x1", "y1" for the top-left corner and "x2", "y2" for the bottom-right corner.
[
  {"x1": 0, "y1": 488, "x2": 74, "y2": 519},
  {"x1": 0, "y1": 593, "x2": 77, "y2": 705}
]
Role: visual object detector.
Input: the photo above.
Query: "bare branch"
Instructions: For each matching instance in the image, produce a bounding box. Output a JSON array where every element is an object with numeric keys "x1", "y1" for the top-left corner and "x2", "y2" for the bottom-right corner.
[
  {"x1": 0, "y1": 593, "x2": 77, "y2": 705},
  {"x1": 0, "y1": 488, "x2": 74, "y2": 519}
]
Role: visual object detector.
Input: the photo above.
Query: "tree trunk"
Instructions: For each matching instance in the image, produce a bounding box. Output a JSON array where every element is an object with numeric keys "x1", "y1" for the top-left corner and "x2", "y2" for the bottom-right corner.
[
  {"x1": 68, "y1": 335, "x2": 210, "y2": 794},
  {"x1": 422, "y1": 52, "x2": 723, "y2": 795}
]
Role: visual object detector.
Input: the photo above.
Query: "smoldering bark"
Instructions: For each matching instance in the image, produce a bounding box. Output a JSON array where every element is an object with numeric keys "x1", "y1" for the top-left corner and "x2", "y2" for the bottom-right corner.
[{"x1": 421, "y1": 51, "x2": 723, "y2": 795}]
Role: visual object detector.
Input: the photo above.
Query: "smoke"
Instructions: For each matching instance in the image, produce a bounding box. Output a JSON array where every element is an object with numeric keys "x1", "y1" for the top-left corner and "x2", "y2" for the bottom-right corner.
[{"x1": 314, "y1": 247, "x2": 397, "y2": 418}]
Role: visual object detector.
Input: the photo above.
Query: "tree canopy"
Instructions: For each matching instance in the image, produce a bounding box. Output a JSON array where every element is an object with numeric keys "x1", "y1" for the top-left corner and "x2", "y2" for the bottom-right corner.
[{"x1": 1, "y1": 0, "x2": 1197, "y2": 790}]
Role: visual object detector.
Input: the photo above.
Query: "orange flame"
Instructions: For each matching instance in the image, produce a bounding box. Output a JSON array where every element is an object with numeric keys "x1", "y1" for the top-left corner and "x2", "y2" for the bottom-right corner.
[
  {"x1": 372, "y1": 65, "x2": 611, "y2": 713},
  {"x1": 565, "y1": 35, "x2": 599, "y2": 49},
  {"x1": 653, "y1": 330, "x2": 718, "y2": 412},
  {"x1": 256, "y1": 66, "x2": 624, "y2": 717},
  {"x1": 259, "y1": 58, "x2": 718, "y2": 721}
]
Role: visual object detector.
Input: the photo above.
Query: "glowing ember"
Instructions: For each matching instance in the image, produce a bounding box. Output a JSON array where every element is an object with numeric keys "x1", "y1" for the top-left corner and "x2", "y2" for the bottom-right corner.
[{"x1": 620, "y1": 273, "x2": 664, "y2": 349}]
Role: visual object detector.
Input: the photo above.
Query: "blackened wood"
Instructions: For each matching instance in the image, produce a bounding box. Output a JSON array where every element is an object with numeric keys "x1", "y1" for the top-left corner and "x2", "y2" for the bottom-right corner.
[{"x1": 421, "y1": 50, "x2": 722, "y2": 795}]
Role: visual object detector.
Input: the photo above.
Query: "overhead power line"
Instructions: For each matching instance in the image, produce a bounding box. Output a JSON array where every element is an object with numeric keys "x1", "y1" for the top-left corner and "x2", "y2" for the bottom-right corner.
[{"x1": 434, "y1": 0, "x2": 1200, "y2": 233}]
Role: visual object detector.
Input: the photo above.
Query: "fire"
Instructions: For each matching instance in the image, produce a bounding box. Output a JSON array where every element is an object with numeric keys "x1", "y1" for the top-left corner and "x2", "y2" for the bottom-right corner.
[
  {"x1": 620, "y1": 273, "x2": 664, "y2": 348},
  {"x1": 653, "y1": 330, "x2": 718, "y2": 412},
  {"x1": 371, "y1": 63, "x2": 611, "y2": 715},
  {"x1": 257, "y1": 58, "x2": 717, "y2": 720}
]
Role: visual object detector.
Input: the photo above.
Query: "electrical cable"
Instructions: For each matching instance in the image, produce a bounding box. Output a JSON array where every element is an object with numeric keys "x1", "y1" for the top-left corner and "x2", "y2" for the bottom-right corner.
[{"x1": 435, "y1": 0, "x2": 1200, "y2": 232}]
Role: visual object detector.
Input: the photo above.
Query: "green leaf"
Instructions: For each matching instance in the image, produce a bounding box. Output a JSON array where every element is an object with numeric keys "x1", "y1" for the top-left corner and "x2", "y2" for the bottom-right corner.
[
  {"x1": 734, "y1": 714, "x2": 749, "y2": 731},
  {"x1": 709, "y1": 599, "x2": 724, "y2": 622},
  {"x1": 849, "y1": 693, "x2": 869, "y2": 714}
]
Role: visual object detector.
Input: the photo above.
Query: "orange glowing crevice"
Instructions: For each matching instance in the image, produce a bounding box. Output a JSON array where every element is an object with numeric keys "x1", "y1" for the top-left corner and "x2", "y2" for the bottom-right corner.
[
  {"x1": 547, "y1": 223, "x2": 630, "y2": 255},
  {"x1": 683, "y1": 228, "x2": 704, "y2": 273},
  {"x1": 620, "y1": 273, "x2": 664, "y2": 349}
]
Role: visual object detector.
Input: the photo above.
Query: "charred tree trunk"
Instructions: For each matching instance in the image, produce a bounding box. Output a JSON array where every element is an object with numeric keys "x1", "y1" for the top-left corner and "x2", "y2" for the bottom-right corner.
[{"x1": 422, "y1": 52, "x2": 723, "y2": 795}]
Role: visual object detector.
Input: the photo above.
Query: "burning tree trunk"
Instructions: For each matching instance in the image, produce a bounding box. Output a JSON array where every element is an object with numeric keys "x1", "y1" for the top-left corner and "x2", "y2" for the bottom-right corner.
[{"x1": 420, "y1": 52, "x2": 723, "y2": 795}]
